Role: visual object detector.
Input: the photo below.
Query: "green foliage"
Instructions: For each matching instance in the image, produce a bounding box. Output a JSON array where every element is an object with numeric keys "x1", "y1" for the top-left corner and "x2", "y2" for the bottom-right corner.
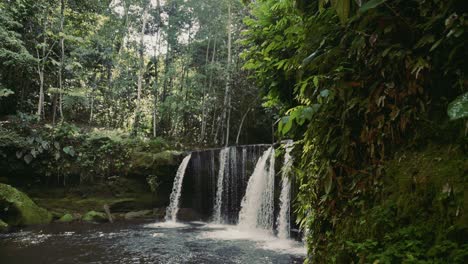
[
  {"x1": 0, "y1": 123, "x2": 138, "y2": 184},
  {"x1": 146, "y1": 175, "x2": 159, "y2": 194},
  {"x1": 359, "y1": 0, "x2": 387, "y2": 13},
  {"x1": 0, "y1": 88, "x2": 14, "y2": 98},
  {"x1": 242, "y1": 0, "x2": 467, "y2": 262},
  {"x1": 448, "y1": 92, "x2": 468, "y2": 120}
]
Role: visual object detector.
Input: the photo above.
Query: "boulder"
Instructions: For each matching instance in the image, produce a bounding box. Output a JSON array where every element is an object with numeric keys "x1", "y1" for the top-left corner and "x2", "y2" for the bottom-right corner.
[
  {"x1": 124, "y1": 210, "x2": 153, "y2": 220},
  {"x1": 0, "y1": 183, "x2": 52, "y2": 226},
  {"x1": 82, "y1": 211, "x2": 108, "y2": 223},
  {"x1": 108, "y1": 198, "x2": 138, "y2": 212},
  {"x1": 0, "y1": 219, "x2": 8, "y2": 232},
  {"x1": 129, "y1": 150, "x2": 184, "y2": 176},
  {"x1": 57, "y1": 213, "x2": 74, "y2": 223}
]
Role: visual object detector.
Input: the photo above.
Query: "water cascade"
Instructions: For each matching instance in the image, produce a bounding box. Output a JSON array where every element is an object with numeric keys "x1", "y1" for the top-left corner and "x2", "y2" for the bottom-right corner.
[
  {"x1": 165, "y1": 154, "x2": 192, "y2": 222},
  {"x1": 213, "y1": 147, "x2": 229, "y2": 223},
  {"x1": 238, "y1": 147, "x2": 276, "y2": 232},
  {"x1": 277, "y1": 141, "x2": 294, "y2": 239},
  {"x1": 165, "y1": 143, "x2": 302, "y2": 242}
]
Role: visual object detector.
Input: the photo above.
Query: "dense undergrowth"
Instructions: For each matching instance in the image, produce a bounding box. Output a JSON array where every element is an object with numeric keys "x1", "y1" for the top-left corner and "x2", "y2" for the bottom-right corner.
[
  {"x1": 0, "y1": 114, "x2": 174, "y2": 185},
  {"x1": 241, "y1": 0, "x2": 467, "y2": 262}
]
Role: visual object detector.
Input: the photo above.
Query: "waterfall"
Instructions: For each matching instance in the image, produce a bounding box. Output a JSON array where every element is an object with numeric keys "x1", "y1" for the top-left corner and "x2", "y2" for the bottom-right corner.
[
  {"x1": 213, "y1": 147, "x2": 229, "y2": 223},
  {"x1": 165, "y1": 154, "x2": 192, "y2": 222},
  {"x1": 238, "y1": 146, "x2": 275, "y2": 232},
  {"x1": 227, "y1": 147, "x2": 238, "y2": 221},
  {"x1": 277, "y1": 141, "x2": 294, "y2": 239},
  {"x1": 241, "y1": 147, "x2": 247, "y2": 182}
]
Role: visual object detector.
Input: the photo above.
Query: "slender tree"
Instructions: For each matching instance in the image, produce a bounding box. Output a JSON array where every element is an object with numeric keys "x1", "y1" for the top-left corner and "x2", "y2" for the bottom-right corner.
[{"x1": 133, "y1": 0, "x2": 150, "y2": 135}]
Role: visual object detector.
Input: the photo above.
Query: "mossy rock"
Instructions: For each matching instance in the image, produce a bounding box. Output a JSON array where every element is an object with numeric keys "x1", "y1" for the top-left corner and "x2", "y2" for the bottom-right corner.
[
  {"x1": 0, "y1": 183, "x2": 52, "y2": 226},
  {"x1": 82, "y1": 211, "x2": 108, "y2": 223},
  {"x1": 124, "y1": 210, "x2": 153, "y2": 220},
  {"x1": 0, "y1": 219, "x2": 8, "y2": 232},
  {"x1": 130, "y1": 150, "x2": 183, "y2": 175},
  {"x1": 57, "y1": 213, "x2": 74, "y2": 223},
  {"x1": 153, "y1": 150, "x2": 183, "y2": 166}
]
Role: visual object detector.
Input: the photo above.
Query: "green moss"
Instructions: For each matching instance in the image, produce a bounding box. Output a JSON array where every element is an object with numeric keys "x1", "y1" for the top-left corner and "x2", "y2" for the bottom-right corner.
[
  {"x1": 130, "y1": 150, "x2": 183, "y2": 175},
  {"x1": 82, "y1": 211, "x2": 107, "y2": 222},
  {"x1": 153, "y1": 150, "x2": 182, "y2": 166},
  {"x1": 57, "y1": 213, "x2": 74, "y2": 223},
  {"x1": 324, "y1": 144, "x2": 467, "y2": 263},
  {"x1": 35, "y1": 196, "x2": 144, "y2": 214},
  {"x1": 385, "y1": 144, "x2": 465, "y2": 225},
  {"x1": 0, "y1": 183, "x2": 52, "y2": 226}
]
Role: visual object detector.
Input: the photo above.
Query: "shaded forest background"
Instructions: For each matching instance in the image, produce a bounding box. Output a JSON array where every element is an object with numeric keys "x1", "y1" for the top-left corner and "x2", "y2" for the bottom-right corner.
[{"x1": 0, "y1": 0, "x2": 272, "y2": 146}]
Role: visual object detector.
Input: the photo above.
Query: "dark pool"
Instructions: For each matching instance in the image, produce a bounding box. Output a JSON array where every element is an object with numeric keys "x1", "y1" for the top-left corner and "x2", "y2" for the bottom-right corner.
[{"x1": 0, "y1": 221, "x2": 306, "y2": 264}]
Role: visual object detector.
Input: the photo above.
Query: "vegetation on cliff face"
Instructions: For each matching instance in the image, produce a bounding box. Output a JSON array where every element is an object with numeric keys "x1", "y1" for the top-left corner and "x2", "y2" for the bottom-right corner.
[{"x1": 241, "y1": 0, "x2": 467, "y2": 262}]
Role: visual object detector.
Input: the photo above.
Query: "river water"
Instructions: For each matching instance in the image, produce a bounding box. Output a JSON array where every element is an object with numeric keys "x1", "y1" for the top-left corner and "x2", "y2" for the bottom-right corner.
[{"x1": 0, "y1": 221, "x2": 305, "y2": 264}]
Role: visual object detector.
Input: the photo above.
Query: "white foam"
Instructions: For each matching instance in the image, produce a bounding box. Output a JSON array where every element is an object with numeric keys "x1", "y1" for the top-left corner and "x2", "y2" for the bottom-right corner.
[
  {"x1": 151, "y1": 232, "x2": 165, "y2": 237},
  {"x1": 145, "y1": 221, "x2": 189, "y2": 228},
  {"x1": 189, "y1": 221, "x2": 206, "y2": 225},
  {"x1": 197, "y1": 224, "x2": 306, "y2": 255}
]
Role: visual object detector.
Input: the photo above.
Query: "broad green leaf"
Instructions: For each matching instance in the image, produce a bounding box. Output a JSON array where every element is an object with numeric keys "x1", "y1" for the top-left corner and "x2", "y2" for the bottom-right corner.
[
  {"x1": 0, "y1": 88, "x2": 14, "y2": 98},
  {"x1": 331, "y1": 0, "x2": 350, "y2": 23},
  {"x1": 430, "y1": 39, "x2": 443, "y2": 52},
  {"x1": 24, "y1": 154, "x2": 33, "y2": 164},
  {"x1": 320, "y1": 89, "x2": 330, "y2": 98},
  {"x1": 359, "y1": 0, "x2": 386, "y2": 13},
  {"x1": 63, "y1": 146, "x2": 76, "y2": 157},
  {"x1": 280, "y1": 116, "x2": 293, "y2": 135},
  {"x1": 447, "y1": 92, "x2": 468, "y2": 120},
  {"x1": 313, "y1": 76, "x2": 319, "y2": 88},
  {"x1": 324, "y1": 166, "x2": 334, "y2": 194}
]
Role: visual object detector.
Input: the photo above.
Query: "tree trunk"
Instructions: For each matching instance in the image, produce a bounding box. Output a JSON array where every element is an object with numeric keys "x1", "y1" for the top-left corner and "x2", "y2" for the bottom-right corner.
[
  {"x1": 200, "y1": 37, "x2": 211, "y2": 142},
  {"x1": 58, "y1": 0, "x2": 65, "y2": 121},
  {"x1": 152, "y1": 0, "x2": 162, "y2": 137},
  {"x1": 221, "y1": 3, "x2": 232, "y2": 147},
  {"x1": 209, "y1": 38, "x2": 218, "y2": 140},
  {"x1": 133, "y1": 3, "x2": 149, "y2": 135},
  {"x1": 89, "y1": 73, "x2": 96, "y2": 124},
  {"x1": 36, "y1": 9, "x2": 48, "y2": 120},
  {"x1": 37, "y1": 69, "x2": 45, "y2": 119}
]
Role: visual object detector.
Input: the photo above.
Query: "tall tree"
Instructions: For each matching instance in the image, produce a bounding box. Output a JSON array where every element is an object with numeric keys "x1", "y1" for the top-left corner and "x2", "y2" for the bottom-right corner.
[
  {"x1": 222, "y1": 2, "x2": 232, "y2": 146},
  {"x1": 35, "y1": 3, "x2": 56, "y2": 120},
  {"x1": 133, "y1": 0, "x2": 150, "y2": 135}
]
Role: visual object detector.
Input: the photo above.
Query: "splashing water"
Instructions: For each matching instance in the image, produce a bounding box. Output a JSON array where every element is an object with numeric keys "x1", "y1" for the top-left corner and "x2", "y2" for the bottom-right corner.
[
  {"x1": 165, "y1": 154, "x2": 192, "y2": 222},
  {"x1": 277, "y1": 141, "x2": 294, "y2": 239},
  {"x1": 238, "y1": 146, "x2": 275, "y2": 232},
  {"x1": 213, "y1": 147, "x2": 229, "y2": 223}
]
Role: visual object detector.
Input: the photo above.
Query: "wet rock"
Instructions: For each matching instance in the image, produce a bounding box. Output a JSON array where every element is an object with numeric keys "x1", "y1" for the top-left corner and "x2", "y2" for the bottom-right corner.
[
  {"x1": 0, "y1": 219, "x2": 8, "y2": 232},
  {"x1": 176, "y1": 208, "x2": 204, "y2": 222},
  {"x1": 108, "y1": 198, "x2": 138, "y2": 212},
  {"x1": 153, "y1": 208, "x2": 166, "y2": 220},
  {"x1": 82, "y1": 211, "x2": 108, "y2": 223},
  {"x1": 57, "y1": 213, "x2": 74, "y2": 223},
  {"x1": 0, "y1": 183, "x2": 52, "y2": 226},
  {"x1": 124, "y1": 210, "x2": 153, "y2": 220}
]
